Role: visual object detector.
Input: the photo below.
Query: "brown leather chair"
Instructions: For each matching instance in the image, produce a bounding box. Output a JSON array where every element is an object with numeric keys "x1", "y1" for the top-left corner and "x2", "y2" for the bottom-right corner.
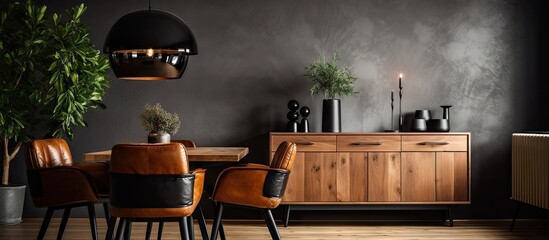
[
  {"x1": 26, "y1": 139, "x2": 109, "y2": 240},
  {"x1": 210, "y1": 141, "x2": 297, "y2": 240},
  {"x1": 172, "y1": 139, "x2": 197, "y2": 148},
  {"x1": 172, "y1": 139, "x2": 228, "y2": 240},
  {"x1": 106, "y1": 143, "x2": 205, "y2": 240},
  {"x1": 144, "y1": 139, "x2": 210, "y2": 240}
]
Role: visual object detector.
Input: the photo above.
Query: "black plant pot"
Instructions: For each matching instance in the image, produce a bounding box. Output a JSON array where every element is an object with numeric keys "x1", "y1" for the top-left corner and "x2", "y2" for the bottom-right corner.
[
  {"x1": 148, "y1": 131, "x2": 171, "y2": 143},
  {"x1": 322, "y1": 99, "x2": 341, "y2": 132}
]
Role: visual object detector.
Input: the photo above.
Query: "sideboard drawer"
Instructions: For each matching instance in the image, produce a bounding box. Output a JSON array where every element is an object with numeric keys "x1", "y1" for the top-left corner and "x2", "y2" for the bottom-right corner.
[
  {"x1": 271, "y1": 135, "x2": 336, "y2": 152},
  {"x1": 402, "y1": 135, "x2": 468, "y2": 152},
  {"x1": 337, "y1": 135, "x2": 401, "y2": 151}
]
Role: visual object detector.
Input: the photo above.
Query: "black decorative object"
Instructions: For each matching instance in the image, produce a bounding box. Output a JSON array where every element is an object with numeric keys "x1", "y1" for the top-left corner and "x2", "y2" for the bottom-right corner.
[
  {"x1": 411, "y1": 119, "x2": 427, "y2": 132},
  {"x1": 322, "y1": 99, "x2": 341, "y2": 132},
  {"x1": 288, "y1": 100, "x2": 299, "y2": 111},
  {"x1": 299, "y1": 106, "x2": 310, "y2": 132},
  {"x1": 414, "y1": 110, "x2": 431, "y2": 121},
  {"x1": 441, "y1": 105, "x2": 452, "y2": 130},
  {"x1": 103, "y1": 1, "x2": 197, "y2": 80},
  {"x1": 427, "y1": 119, "x2": 450, "y2": 132},
  {"x1": 286, "y1": 100, "x2": 300, "y2": 132},
  {"x1": 385, "y1": 90, "x2": 398, "y2": 132}
]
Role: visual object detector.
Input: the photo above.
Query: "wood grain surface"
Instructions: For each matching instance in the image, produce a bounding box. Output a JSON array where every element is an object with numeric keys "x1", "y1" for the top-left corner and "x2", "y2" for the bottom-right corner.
[
  {"x1": 368, "y1": 152, "x2": 402, "y2": 202},
  {"x1": 402, "y1": 152, "x2": 436, "y2": 202},
  {"x1": 1, "y1": 218, "x2": 547, "y2": 240}
]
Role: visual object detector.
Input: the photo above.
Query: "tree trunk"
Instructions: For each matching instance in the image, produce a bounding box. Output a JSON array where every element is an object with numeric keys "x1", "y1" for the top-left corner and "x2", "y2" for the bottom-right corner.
[{"x1": 2, "y1": 136, "x2": 22, "y2": 186}]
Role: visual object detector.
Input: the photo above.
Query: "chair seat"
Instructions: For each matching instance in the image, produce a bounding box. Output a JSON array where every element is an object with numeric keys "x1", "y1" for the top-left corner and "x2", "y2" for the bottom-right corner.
[
  {"x1": 111, "y1": 206, "x2": 197, "y2": 218},
  {"x1": 212, "y1": 167, "x2": 283, "y2": 209}
]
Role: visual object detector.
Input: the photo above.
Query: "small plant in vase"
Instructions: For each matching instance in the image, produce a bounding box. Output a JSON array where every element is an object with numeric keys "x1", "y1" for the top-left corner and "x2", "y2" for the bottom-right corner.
[
  {"x1": 305, "y1": 52, "x2": 357, "y2": 132},
  {"x1": 140, "y1": 103, "x2": 181, "y2": 143}
]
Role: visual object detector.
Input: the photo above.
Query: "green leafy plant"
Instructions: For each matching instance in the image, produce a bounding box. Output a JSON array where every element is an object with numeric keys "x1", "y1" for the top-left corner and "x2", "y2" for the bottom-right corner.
[
  {"x1": 305, "y1": 53, "x2": 357, "y2": 99},
  {"x1": 140, "y1": 104, "x2": 181, "y2": 135},
  {"x1": 0, "y1": 1, "x2": 109, "y2": 185}
]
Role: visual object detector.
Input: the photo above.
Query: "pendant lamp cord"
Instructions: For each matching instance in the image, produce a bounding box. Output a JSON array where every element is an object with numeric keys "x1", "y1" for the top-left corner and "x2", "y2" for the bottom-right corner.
[{"x1": 148, "y1": 0, "x2": 151, "y2": 12}]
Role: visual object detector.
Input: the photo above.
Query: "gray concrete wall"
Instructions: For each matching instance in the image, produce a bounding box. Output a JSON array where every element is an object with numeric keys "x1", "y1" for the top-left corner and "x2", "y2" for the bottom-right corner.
[{"x1": 6, "y1": 0, "x2": 548, "y2": 219}]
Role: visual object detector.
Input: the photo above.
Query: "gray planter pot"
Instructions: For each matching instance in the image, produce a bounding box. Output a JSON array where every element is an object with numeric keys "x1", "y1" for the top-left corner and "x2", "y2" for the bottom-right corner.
[{"x1": 0, "y1": 184, "x2": 26, "y2": 225}]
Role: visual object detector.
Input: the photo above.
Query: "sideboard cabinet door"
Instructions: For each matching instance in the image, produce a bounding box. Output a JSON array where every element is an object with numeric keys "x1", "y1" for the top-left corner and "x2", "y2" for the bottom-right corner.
[
  {"x1": 368, "y1": 152, "x2": 401, "y2": 202},
  {"x1": 401, "y1": 152, "x2": 436, "y2": 202}
]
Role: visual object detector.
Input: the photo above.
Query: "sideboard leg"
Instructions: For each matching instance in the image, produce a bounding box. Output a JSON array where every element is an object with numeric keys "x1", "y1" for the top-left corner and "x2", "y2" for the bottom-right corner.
[
  {"x1": 447, "y1": 205, "x2": 454, "y2": 227},
  {"x1": 283, "y1": 205, "x2": 291, "y2": 227},
  {"x1": 510, "y1": 201, "x2": 522, "y2": 232},
  {"x1": 440, "y1": 210, "x2": 447, "y2": 223}
]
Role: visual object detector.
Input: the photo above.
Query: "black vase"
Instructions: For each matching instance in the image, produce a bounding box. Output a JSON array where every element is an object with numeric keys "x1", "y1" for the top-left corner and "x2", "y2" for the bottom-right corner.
[{"x1": 322, "y1": 99, "x2": 341, "y2": 132}]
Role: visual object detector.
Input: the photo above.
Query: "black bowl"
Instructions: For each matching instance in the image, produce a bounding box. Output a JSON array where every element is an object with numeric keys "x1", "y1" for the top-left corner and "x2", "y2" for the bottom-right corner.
[
  {"x1": 427, "y1": 119, "x2": 449, "y2": 132},
  {"x1": 414, "y1": 110, "x2": 431, "y2": 121},
  {"x1": 411, "y1": 119, "x2": 427, "y2": 132}
]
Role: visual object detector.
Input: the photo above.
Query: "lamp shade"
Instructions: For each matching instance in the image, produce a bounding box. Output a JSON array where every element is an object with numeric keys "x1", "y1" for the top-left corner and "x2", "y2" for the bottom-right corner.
[{"x1": 104, "y1": 10, "x2": 197, "y2": 80}]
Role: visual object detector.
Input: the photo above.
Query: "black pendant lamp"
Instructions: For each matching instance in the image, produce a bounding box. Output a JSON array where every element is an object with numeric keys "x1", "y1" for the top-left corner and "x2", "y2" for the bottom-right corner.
[{"x1": 104, "y1": 3, "x2": 197, "y2": 80}]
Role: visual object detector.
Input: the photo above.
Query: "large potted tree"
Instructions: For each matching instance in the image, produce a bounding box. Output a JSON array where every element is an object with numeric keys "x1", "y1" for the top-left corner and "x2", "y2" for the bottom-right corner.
[
  {"x1": 0, "y1": 0, "x2": 109, "y2": 224},
  {"x1": 305, "y1": 53, "x2": 357, "y2": 132}
]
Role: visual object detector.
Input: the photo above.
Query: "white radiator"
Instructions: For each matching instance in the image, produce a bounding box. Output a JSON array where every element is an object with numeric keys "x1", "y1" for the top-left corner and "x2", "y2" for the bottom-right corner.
[{"x1": 512, "y1": 133, "x2": 549, "y2": 209}]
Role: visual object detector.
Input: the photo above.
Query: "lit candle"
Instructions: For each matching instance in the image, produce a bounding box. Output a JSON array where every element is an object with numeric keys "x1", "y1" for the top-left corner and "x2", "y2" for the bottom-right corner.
[{"x1": 399, "y1": 73, "x2": 403, "y2": 88}]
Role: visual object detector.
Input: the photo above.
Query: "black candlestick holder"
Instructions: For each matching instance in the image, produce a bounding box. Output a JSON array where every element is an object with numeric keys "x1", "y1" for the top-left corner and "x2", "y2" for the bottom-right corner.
[
  {"x1": 385, "y1": 91, "x2": 398, "y2": 132},
  {"x1": 399, "y1": 80, "x2": 403, "y2": 131}
]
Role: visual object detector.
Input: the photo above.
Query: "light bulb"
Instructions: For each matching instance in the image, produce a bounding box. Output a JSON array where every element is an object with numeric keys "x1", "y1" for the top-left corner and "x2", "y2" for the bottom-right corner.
[{"x1": 146, "y1": 48, "x2": 154, "y2": 57}]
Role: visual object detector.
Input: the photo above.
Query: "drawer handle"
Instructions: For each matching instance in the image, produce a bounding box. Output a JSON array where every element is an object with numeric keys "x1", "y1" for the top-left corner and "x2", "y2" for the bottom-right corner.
[
  {"x1": 419, "y1": 142, "x2": 449, "y2": 145},
  {"x1": 351, "y1": 142, "x2": 382, "y2": 146},
  {"x1": 294, "y1": 141, "x2": 314, "y2": 145}
]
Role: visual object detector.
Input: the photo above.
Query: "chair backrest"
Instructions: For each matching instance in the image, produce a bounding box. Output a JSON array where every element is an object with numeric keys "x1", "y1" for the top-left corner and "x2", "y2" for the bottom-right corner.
[
  {"x1": 172, "y1": 139, "x2": 197, "y2": 148},
  {"x1": 110, "y1": 143, "x2": 189, "y2": 175},
  {"x1": 110, "y1": 143, "x2": 194, "y2": 209},
  {"x1": 269, "y1": 141, "x2": 297, "y2": 170},
  {"x1": 26, "y1": 139, "x2": 73, "y2": 170}
]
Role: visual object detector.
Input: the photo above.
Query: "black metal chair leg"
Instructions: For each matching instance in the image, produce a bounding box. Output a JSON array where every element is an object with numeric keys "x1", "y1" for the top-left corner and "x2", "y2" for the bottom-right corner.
[
  {"x1": 105, "y1": 217, "x2": 117, "y2": 240},
  {"x1": 145, "y1": 222, "x2": 153, "y2": 240},
  {"x1": 283, "y1": 205, "x2": 291, "y2": 227},
  {"x1": 210, "y1": 203, "x2": 224, "y2": 240},
  {"x1": 87, "y1": 203, "x2": 98, "y2": 240},
  {"x1": 179, "y1": 217, "x2": 190, "y2": 240},
  {"x1": 210, "y1": 201, "x2": 226, "y2": 240},
  {"x1": 187, "y1": 215, "x2": 195, "y2": 240},
  {"x1": 102, "y1": 202, "x2": 111, "y2": 224},
  {"x1": 57, "y1": 208, "x2": 72, "y2": 240},
  {"x1": 510, "y1": 201, "x2": 522, "y2": 232},
  {"x1": 123, "y1": 220, "x2": 132, "y2": 240},
  {"x1": 218, "y1": 220, "x2": 227, "y2": 240},
  {"x1": 114, "y1": 218, "x2": 126, "y2": 240},
  {"x1": 37, "y1": 207, "x2": 54, "y2": 240},
  {"x1": 195, "y1": 205, "x2": 209, "y2": 240},
  {"x1": 261, "y1": 210, "x2": 277, "y2": 238},
  {"x1": 263, "y1": 209, "x2": 281, "y2": 240},
  {"x1": 157, "y1": 221, "x2": 164, "y2": 240},
  {"x1": 447, "y1": 205, "x2": 454, "y2": 227}
]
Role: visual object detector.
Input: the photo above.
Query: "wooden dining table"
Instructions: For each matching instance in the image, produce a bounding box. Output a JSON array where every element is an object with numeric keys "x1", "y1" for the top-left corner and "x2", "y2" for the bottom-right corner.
[{"x1": 82, "y1": 147, "x2": 249, "y2": 162}]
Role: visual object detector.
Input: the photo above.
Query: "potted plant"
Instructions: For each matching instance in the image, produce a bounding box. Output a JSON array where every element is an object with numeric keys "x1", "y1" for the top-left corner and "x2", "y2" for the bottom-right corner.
[
  {"x1": 140, "y1": 103, "x2": 181, "y2": 143},
  {"x1": 305, "y1": 53, "x2": 357, "y2": 132},
  {"x1": 0, "y1": 1, "x2": 109, "y2": 224}
]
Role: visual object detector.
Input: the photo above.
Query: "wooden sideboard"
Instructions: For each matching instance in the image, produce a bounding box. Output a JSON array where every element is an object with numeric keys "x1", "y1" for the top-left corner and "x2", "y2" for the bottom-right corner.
[{"x1": 270, "y1": 132, "x2": 471, "y2": 225}]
